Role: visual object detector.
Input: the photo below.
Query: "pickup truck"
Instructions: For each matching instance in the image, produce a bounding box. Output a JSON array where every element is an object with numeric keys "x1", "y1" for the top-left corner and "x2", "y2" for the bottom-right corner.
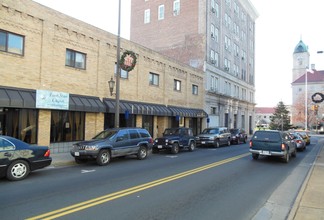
[
  {"x1": 152, "y1": 127, "x2": 196, "y2": 154},
  {"x1": 249, "y1": 130, "x2": 297, "y2": 163}
]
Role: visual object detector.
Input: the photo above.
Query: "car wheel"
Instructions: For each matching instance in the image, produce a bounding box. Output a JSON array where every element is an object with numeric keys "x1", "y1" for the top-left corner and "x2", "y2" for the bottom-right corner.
[
  {"x1": 137, "y1": 146, "x2": 148, "y2": 160},
  {"x1": 252, "y1": 154, "x2": 259, "y2": 160},
  {"x1": 75, "y1": 158, "x2": 88, "y2": 164},
  {"x1": 171, "y1": 143, "x2": 179, "y2": 154},
  {"x1": 283, "y1": 151, "x2": 290, "y2": 163},
  {"x1": 188, "y1": 141, "x2": 195, "y2": 152},
  {"x1": 7, "y1": 160, "x2": 30, "y2": 181},
  {"x1": 243, "y1": 137, "x2": 247, "y2": 144},
  {"x1": 96, "y1": 149, "x2": 110, "y2": 166},
  {"x1": 214, "y1": 140, "x2": 220, "y2": 148}
]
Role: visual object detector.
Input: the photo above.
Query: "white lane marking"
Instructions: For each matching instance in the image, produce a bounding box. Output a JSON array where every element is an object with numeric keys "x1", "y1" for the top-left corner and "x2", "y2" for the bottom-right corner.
[{"x1": 81, "y1": 170, "x2": 96, "y2": 174}]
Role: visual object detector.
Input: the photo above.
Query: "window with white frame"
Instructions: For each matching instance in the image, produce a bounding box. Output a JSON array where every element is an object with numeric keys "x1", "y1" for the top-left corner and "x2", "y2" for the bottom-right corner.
[
  {"x1": 66, "y1": 49, "x2": 86, "y2": 69},
  {"x1": 211, "y1": 24, "x2": 215, "y2": 39},
  {"x1": 225, "y1": 13, "x2": 232, "y2": 29},
  {"x1": 192, "y1": 85, "x2": 198, "y2": 95},
  {"x1": 149, "y1": 72, "x2": 159, "y2": 86},
  {"x1": 215, "y1": 2, "x2": 219, "y2": 18},
  {"x1": 158, "y1": 5, "x2": 164, "y2": 20},
  {"x1": 234, "y1": 43, "x2": 239, "y2": 56},
  {"x1": 215, "y1": 27, "x2": 219, "y2": 42},
  {"x1": 224, "y1": 58, "x2": 231, "y2": 72},
  {"x1": 210, "y1": 49, "x2": 215, "y2": 63},
  {"x1": 215, "y1": 52, "x2": 219, "y2": 66},
  {"x1": 210, "y1": 75, "x2": 218, "y2": 92},
  {"x1": 211, "y1": 0, "x2": 215, "y2": 11},
  {"x1": 234, "y1": 2, "x2": 239, "y2": 15},
  {"x1": 174, "y1": 79, "x2": 181, "y2": 91},
  {"x1": 173, "y1": 0, "x2": 180, "y2": 16},
  {"x1": 225, "y1": 35, "x2": 231, "y2": 51},
  {"x1": 226, "y1": 0, "x2": 231, "y2": 8},
  {"x1": 0, "y1": 30, "x2": 24, "y2": 55},
  {"x1": 144, "y1": 9, "x2": 150, "y2": 23}
]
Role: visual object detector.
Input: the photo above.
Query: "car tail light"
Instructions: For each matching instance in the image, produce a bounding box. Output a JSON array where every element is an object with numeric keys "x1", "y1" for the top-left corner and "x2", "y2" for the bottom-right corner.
[
  {"x1": 281, "y1": 143, "x2": 286, "y2": 151},
  {"x1": 149, "y1": 138, "x2": 153, "y2": 143},
  {"x1": 296, "y1": 140, "x2": 301, "y2": 144},
  {"x1": 249, "y1": 140, "x2": 252, "y2": 148},
  {"x1": 44, "y1": 149, "x2": 51, "y2": 157}
]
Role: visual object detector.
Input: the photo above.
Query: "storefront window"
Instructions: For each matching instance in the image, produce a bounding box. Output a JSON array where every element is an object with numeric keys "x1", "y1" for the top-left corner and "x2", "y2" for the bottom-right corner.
[
  {"x1": 0, "y1": 108, "x2": 38, "y2": 144},
  {"x1": 50, "y1": 111, "x2": 85, "y2": 143},
  {"x1": 142, "y1": 115, "x2": 153, "y2": 137}
]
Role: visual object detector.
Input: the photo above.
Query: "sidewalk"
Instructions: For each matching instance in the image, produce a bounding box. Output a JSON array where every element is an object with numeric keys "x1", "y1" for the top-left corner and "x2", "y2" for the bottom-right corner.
[{"x1": 288, "y1": 140, "x2": 324, "y2": 220}]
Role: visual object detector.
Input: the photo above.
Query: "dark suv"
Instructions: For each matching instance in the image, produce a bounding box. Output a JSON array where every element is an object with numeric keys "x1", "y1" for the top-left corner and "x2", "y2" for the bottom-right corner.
[
  {"x1": 230, "y1": 128, "x2": 247, "y2": 144},
  {"x1": 152, "y1": 127, "x2": 196, "y2": 154},
  {"x1": 70, "y1": 128, "x2": 153, "y2": 166}
]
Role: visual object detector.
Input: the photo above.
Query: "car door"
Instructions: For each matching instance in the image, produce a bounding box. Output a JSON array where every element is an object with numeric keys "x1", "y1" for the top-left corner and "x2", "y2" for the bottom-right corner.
[
  {"x1": 128, "y1": 129, "x2": 141, "y2": 154},
  {"x1": 112, "y1": 130, "x2": 131, "y2": 157},
  {"x1": 0, "y1": 137, "x2": 16, "y2": 172}
]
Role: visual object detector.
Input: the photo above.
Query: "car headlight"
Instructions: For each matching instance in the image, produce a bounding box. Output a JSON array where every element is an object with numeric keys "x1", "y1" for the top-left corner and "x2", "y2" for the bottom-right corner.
[{"x1": 84, "y1": 145, "x2": 99, "y2": 150}]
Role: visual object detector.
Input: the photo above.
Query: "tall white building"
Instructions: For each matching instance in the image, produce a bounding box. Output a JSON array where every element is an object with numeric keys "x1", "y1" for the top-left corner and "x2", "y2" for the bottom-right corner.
[{"x1": 130, "y1": 0, "x2": 259, "y2": 134}]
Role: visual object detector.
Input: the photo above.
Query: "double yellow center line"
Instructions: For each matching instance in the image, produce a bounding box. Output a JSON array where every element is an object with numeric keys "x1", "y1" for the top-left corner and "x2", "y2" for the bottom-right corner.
[{"x1": 27, "y1": 153, "x2": 249, "y2": 220}]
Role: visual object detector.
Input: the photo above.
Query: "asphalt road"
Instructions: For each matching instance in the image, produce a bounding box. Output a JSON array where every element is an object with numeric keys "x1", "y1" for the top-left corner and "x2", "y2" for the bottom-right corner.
[{"x1": 1, "y1": 137, "x2": 321, "y2": 220}]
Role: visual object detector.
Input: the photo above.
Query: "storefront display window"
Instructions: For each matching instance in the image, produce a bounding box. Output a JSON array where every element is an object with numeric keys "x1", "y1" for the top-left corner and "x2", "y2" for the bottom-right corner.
[
  {"x1": 50, "y1": 111, "x2": 85, "y2": 142},
  {"x1": 0, "y1": 108, "x2": 38, "y2": 144}
]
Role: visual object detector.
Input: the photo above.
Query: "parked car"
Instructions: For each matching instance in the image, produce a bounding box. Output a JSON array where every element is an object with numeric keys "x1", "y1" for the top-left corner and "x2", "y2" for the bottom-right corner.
[
  {"x1": 195, "y1": 127, "x2": 231, "y2": 148},
  {"x1": 70, "y1": 128, "x2": 153, "y2": 166},
  {"x1": 152, "y1": 127, "x2": 195, "y2": 154},
  {"x1": 230, "y1": 128, "x2": 247, "y2": 144},
  {"x1": 289, "y1": 132, "x2": 306, "y2": 151},
  {"x1": 0, "y1": 135, "x2": 52, "y2": 181},
  {"x1": 249, "y1": 130, "x2": 297, "y2": 163},
  {"x1": 297, "y1": 131, "x2": 311, "y2": 145}
]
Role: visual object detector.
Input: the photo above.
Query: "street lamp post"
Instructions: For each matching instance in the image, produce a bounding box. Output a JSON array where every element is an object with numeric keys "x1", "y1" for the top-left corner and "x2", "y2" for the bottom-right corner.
[{"x1": 115, "y1": 0, "x2": 122, "y2": 128}]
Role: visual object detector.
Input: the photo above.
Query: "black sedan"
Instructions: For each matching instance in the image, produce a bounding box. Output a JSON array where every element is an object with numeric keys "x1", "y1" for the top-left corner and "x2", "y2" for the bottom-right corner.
[
  {"x1": 0, "y1": 135, "x2": 52, "y2": 181},
  {"x1": 230, "y1": 128, "x2": 247, "y2": 144}
]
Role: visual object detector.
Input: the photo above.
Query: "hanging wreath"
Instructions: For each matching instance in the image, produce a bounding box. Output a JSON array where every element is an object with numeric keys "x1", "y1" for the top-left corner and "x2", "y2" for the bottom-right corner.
[
  {"x1": 120, "y1": 50, "x2": 137, "y2": 72},
  {"x1": 311, "y1": 92, "x2": 324, "y2": 103}
]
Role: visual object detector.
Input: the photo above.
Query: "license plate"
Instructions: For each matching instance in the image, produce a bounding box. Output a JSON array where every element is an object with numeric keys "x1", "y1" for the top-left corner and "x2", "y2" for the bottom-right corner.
[
  {"x1": 158, "y1": 145, "x2": 163, "y2": 149},
  {"x1": 74, "y1": 152, "x2": 80, "y2": 156},
  {"x1": 202, "y1": 141, "x2": 205, "y2": 144},
  {"x1": 261, "y1": 151, "x2": 270, "y2": 155}
]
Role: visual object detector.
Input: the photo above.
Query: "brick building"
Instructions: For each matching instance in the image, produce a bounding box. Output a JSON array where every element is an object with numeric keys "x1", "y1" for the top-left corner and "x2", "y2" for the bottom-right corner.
[
  {"x1": 0, "y1": 0, "x2": 207, "y2": 152},
  {"x1": 130, "y1": 0, "x2": 258, "y2": 134}
]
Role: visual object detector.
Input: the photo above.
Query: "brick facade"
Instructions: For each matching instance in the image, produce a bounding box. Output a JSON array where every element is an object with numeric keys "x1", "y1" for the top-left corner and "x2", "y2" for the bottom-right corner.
[{"x1": 0, "y1": 0, "x2": 206, "y2": 151}]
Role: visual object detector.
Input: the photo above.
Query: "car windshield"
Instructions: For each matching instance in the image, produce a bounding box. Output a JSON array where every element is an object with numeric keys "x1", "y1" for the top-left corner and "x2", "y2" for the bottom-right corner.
[
  {"x1": 252, "y1": 131, "x2": 281, "y2": 142},
  {"x1": 202, "y1": 128, "x2": 219, "y2": 134},
  {"x1": 92, "y1": 130, "x2": 118, "y2": 140},
  {"x1": 230, "y1": 129, "x2": 239, "y2": 134},
  {"x1": 164, "y1": 128, "x2": 180, "y2": 135}
]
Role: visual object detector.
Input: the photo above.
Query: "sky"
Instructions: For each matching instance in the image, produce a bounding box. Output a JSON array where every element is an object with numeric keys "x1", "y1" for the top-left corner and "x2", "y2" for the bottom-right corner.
[{"x1": 33, "y1": 0, "x2": 324, "y2": 107}]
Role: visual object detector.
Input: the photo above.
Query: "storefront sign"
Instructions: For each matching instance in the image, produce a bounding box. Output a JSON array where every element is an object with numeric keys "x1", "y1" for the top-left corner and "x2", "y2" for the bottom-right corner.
[{"x1": 36, "y1": 90, "x2": 69, "y2": 110}]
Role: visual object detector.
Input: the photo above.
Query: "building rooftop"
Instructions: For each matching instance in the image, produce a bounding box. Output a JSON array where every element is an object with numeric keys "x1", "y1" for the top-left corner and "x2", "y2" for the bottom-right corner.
[{"x1": 292, "y1": 70, "x2": 324, "y2": 84}]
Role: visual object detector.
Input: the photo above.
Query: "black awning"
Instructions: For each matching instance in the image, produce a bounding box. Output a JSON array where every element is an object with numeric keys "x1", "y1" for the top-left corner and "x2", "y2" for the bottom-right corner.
[
  {"x1": 0, "y1": 86, "x2": 35, "y2": 108},
  {"x1": 168, "y1": 106, "x2": 207, "y2": 118},
  {"x1": 70, "y1": 95, "x2": 106, "y2": 113},
  {"x1": 103, "y1": 99, "x2": 172, "y2": 116}
]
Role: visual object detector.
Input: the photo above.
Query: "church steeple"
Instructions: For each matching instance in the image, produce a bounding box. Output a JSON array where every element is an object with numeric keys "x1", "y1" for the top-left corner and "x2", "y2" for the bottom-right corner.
[{"x1": 292, "y1": 40, "x2": 310, "y2": 82}]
